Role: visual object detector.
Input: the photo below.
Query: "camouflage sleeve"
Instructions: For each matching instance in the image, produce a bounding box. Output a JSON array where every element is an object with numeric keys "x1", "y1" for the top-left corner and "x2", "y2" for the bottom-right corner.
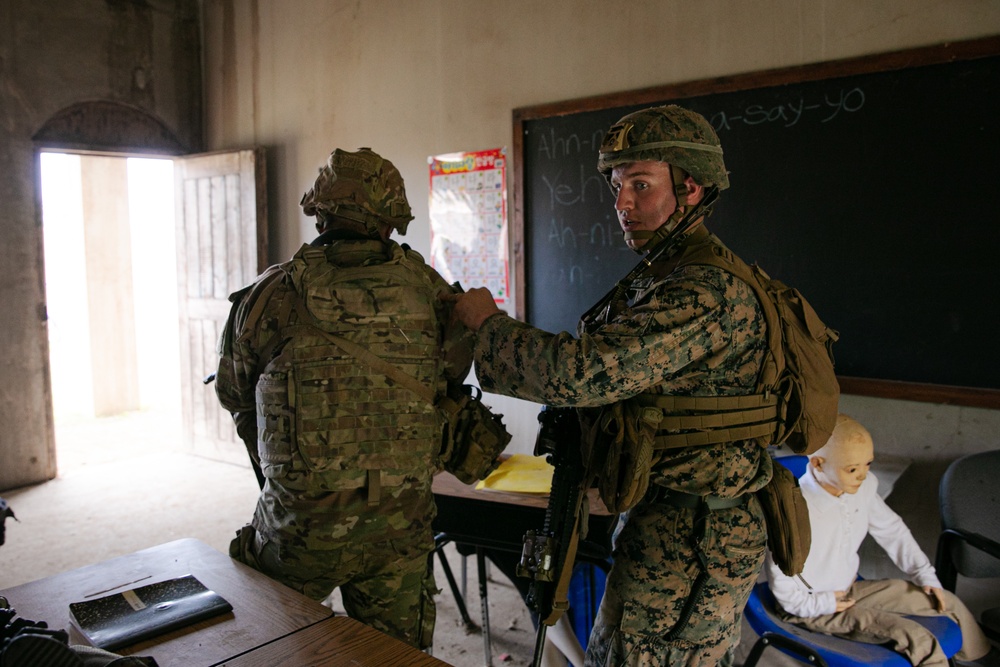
[
  {"x1": 441, "y1": 295, "x2": 476, "y2": 385},
  {"x1": 425, "y1": 270, "x2": 475, "y2": 386},
  {"x1": 474, "y1": 267, "x2": 737, "y2": 407},
  {"x1": 215, "y1": 286, "x2": 261, "y2": 419}
]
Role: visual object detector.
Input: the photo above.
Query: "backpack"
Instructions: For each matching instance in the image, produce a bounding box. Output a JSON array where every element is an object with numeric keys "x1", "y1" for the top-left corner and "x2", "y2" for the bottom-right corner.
[
  {"x1": 672, "y1": 238, "x2": 841, "y2": 456},
  {"x1": 586, "y1": 232, "x2": 838, "y2": 575},
  {"x1": 673, "y1": 236, "x2": 839, "y2": 576}
]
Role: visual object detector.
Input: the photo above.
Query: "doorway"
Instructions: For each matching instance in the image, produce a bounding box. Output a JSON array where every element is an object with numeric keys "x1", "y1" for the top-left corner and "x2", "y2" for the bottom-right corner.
[{"x1": 40, "y1": 152, "x2": 182, "y2": 470}]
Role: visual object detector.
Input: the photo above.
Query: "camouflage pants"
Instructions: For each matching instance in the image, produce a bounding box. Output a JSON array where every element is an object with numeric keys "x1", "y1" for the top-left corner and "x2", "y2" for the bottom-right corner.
[
  {"x1": 585, "y1": 497, "x2": 765, "y2": 667},
  {"x1": 229, "y1": 524, "x2": 437, "y2": 649}
]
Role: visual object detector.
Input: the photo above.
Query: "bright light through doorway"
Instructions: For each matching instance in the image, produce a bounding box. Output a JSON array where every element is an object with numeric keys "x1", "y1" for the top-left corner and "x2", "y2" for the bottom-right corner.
[{"x1": 40, "y1": 152, "x2": 182, "y2": 430}]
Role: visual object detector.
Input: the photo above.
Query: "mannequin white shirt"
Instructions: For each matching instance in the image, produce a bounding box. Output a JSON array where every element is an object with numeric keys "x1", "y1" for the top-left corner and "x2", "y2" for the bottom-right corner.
[{"x1": 766, "y1": 467, "x2": 941, "y2": 618}]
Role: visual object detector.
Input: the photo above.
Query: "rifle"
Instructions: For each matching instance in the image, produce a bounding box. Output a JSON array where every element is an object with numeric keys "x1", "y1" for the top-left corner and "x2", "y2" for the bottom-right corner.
[{"x1": 517, "y1": 406, "x2": 587, "y2": 667}]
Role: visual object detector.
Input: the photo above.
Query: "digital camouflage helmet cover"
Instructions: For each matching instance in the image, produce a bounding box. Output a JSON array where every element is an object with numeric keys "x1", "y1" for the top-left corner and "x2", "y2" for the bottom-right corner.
[
  {"x1": 598, "y1": 105, "x2": 729, "y2": 251},
  {"x1": 597, "y1": 104, "x2": 729, "y2": 191},
  {"x1": 300, "y1": 147, "x2": 414, "y2": 237}
]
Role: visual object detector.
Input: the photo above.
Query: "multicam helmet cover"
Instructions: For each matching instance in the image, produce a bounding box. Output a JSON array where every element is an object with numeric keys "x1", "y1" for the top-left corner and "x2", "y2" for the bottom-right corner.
[
  {"x1": 597, "y1": 105, "x2": 729, "y2": 190},
  {"x1": 300, "y1": 147, "x2": 414, "y2": 236}
]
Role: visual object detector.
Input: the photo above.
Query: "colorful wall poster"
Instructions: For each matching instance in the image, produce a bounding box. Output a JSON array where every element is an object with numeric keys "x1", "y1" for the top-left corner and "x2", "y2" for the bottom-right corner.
[{"x1": 428, "y1": 147, "x2": 509, "y2": 304}]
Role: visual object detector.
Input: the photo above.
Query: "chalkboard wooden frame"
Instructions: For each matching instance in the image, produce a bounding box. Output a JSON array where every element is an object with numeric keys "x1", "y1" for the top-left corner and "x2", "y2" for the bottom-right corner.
[{"x1": 511, "y1": 36, "x2": 1000, "y2": 410}]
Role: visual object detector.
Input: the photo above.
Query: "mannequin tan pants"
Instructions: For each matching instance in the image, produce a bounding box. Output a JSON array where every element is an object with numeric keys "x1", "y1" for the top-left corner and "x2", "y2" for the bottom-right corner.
[{"x1": 781, "y1": 578, "x2": 991, "y2": 666}]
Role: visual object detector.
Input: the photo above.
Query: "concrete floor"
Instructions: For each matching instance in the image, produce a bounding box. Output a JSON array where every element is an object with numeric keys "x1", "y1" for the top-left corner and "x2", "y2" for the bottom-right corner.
[
  {"x1": 0, "y1": 409, "x2": 560, "y2": 666},
  {"x1": 0, "y1": 409, "x2": 794, "y2": 666}
]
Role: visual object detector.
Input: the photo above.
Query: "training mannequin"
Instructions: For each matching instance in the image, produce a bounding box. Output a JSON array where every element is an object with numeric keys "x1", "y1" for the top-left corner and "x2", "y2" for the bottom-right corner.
[{"x1": 766, "y1": 414, "x2": 998, "y2": 667}]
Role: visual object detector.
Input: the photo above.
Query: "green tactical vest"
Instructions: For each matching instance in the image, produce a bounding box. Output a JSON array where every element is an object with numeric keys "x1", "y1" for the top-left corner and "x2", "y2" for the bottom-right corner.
[{"x1": 252, "y1": 241, "x2": 446, "y2": 497}]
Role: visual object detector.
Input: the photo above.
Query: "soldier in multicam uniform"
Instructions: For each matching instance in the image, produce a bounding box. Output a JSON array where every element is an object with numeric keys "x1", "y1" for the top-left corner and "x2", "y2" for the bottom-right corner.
[
  {"x1": 446, "y1": 105, "x2": 774, "y2": 666},
  {"x1": 215, "y1": 147, "x2": 473, "y2": 649}
]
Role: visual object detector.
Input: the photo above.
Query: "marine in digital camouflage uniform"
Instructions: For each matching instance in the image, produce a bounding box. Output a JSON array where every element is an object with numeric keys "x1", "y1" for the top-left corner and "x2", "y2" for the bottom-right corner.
[
  {"x1": 446, "y1": 106, "x2": 774, "y2": 666},
  {"x1": 215, "y1": 148, "x2": 473, "y2": 649}
]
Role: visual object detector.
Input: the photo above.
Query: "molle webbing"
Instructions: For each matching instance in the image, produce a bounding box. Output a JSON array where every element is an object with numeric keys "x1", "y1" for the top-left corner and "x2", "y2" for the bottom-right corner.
[
  {"x1": 255, "y1": 244, "x2": 444, "y2": 506},
  {"x1": 284, "y1": 320, "x2": 436, "y2": 405},
  {"x1": 634, "y1": 392, "x2": 780, "y2": 450},
  {"x1": 287, "y1": 296, "x2": 437, "y2": 507}
]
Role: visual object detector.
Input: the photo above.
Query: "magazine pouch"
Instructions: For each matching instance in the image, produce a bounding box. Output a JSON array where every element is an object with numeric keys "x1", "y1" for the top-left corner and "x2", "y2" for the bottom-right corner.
[
  {"x1": 595, "y1": 400, "x2": 660, "y2": 514},
  {"x1": 439, "y1": 384, "x2": 512, "y2": 484},
  {"x1": 755, "y1": 461, "x2": 811, "y2": 576}
]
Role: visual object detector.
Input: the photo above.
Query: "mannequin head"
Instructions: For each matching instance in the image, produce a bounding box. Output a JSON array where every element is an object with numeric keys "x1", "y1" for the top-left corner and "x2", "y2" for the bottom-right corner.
[{"x1": 808, "y1": 414, "x2": 874, "y2": 497}]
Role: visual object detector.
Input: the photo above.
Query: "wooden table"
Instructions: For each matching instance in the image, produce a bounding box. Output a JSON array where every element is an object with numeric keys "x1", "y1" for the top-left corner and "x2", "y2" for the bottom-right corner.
[
  {"x1": 218, "y1": 615, "x2": 449, "y2": 666},
  {"x1": 0, "y1": 538, "x2": 333, "y2": 666}
]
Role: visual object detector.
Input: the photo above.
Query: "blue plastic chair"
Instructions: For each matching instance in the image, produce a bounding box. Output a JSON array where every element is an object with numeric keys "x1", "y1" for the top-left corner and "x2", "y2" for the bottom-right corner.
[{"x1": 743, "y1": 455, "x2": 963, "y2": 667}]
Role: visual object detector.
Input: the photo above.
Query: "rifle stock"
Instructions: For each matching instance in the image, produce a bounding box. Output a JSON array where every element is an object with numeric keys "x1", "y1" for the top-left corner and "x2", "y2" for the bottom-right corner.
[{"x1": 517, "y1": 406, "x2": 587, "y2": 666}]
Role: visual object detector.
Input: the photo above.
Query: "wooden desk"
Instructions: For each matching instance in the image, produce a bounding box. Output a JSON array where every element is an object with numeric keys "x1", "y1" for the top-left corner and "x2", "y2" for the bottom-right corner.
[
  {"x1": 219, "y1": 615, "x2": 448, "y2": 666},
  {"x1": 0, "y1": 538, "x2": 332, "y2": 666}
]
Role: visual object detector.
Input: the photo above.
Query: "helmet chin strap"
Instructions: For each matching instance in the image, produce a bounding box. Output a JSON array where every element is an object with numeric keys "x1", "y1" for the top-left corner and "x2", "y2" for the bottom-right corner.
[{"x1": 622, "y1": 165, "x2": 692, "y2": 254}]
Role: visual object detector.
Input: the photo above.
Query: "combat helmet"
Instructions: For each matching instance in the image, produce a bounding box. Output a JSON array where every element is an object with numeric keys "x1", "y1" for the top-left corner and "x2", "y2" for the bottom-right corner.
[
  {"x1": 300, "y1": 147, "x2": 414, "y2": 237},
  {"x1": 597, "y1": 105, "x2": 729, "y2": 191},
  {"x1": 598, "y1": 105, "x2": 728, "y2": 253}
]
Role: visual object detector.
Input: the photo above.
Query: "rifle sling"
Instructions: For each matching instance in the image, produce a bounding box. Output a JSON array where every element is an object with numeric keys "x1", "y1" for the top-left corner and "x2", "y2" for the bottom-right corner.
[{"x1": 541, "y1": 514, "x2": 581, "y2": 627}]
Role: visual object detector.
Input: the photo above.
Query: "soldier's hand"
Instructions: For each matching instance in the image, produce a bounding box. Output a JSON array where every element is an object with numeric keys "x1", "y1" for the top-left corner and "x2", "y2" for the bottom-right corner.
[{"x1": 441, "y1": 287, "x2": 501, "y2": 332}]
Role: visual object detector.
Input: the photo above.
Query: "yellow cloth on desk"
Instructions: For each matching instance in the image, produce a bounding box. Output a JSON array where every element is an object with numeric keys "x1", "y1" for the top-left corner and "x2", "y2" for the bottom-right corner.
[{"x1": 475, "y1": 453, "x2": 553, "y2": 494}]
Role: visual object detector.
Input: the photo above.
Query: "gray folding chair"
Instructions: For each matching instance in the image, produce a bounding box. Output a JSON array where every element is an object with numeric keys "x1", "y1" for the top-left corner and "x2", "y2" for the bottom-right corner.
[{"x1": 935, "y1": 449, "x2": 1000, "y2": 641}]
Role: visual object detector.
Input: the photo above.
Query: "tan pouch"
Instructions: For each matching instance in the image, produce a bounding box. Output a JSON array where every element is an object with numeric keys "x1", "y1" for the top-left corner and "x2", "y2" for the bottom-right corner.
[
  {"x1": 596, "y1": 401, "x2": 660, "y2": 513},
  {"x1": 439, "y1": 385, "x2": 512, "y2": 484},
  {"x1": 755, "y1": 461, "x2": 811, "y2": 576}
]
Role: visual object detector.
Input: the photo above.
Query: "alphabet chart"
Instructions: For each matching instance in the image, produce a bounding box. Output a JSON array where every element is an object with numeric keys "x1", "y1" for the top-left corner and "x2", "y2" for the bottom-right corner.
[{"x1": 428, "y1": 148, "x2": 509, "y2": 304}]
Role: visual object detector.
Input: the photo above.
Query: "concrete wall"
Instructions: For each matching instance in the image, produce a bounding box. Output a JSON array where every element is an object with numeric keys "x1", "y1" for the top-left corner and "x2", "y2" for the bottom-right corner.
[
  {"x1": 0, "y1": 0, "x2": 201, "y2": 489},
  {"x1": 200, "y1": 0, "x2": 1000, "y2": 610}
]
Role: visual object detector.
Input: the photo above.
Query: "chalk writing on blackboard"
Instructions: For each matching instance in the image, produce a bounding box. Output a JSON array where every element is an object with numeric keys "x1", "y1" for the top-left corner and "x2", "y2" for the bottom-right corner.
[
  {"x1": 711, "y1": 87, "x2": 866, "y2": 130},
  {"x1": 539, "y1": 167, "x2": 609, "y2": 210},
  {"x1": 517, "y1": 39, "x2": 1000, "y2": 404},
  {"x1": 536, "y1": 128, "x2": 606, "y2": 160}
]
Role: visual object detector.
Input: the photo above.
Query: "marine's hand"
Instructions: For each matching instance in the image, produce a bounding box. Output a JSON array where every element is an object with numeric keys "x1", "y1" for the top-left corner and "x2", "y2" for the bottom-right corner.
[
  {"x1": 834, "y1": 591, "x2": 855, "y2": 612},
  {"x1": 924, "y1": 585, "x2": 947, "y2": 612},
  {"x1": 441, "y1": 287, "x2": 501, "y2": 331}
]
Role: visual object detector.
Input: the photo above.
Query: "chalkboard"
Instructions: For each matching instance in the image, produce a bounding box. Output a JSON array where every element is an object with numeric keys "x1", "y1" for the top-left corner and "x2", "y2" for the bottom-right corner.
[{"x1": 512, "y1": 37, "x2": 1000, "y2": 408}]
